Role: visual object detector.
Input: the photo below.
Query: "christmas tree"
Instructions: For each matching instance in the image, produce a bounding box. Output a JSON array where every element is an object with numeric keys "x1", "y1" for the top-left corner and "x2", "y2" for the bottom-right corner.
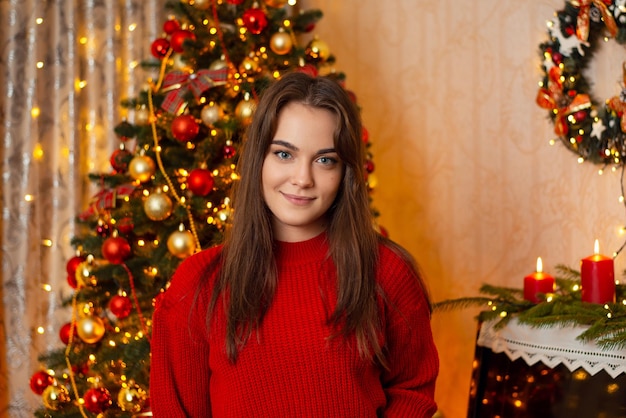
[{"x1": 29, "y1": 0, "x2": 378, "y2": 416}]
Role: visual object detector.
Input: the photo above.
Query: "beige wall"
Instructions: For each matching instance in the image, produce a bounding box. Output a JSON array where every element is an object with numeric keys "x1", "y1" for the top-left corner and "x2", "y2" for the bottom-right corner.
[{"x1": 302, "y1": 0, "x2": 626, "y2": 416}]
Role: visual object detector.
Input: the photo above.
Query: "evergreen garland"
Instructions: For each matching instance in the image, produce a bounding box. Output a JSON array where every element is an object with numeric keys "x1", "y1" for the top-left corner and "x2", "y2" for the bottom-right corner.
[{"x1": 434, "y1": 265, "x2": 626, "y2": 350}]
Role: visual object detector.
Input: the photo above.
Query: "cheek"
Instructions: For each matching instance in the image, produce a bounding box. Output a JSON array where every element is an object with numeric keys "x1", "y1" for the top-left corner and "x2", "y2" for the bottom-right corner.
[
  {"x1": 327, "y1": 173, "x2": 343, "y2": 196},
  {"x1": 261, "y1": 160, "x2": 280, "y2": 191}
]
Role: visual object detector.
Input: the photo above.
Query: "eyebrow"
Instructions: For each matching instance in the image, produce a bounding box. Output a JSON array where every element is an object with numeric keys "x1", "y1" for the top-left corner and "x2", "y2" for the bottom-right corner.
[{"x1": 271, "y1": 139, "x2": 336, "y2": 155}]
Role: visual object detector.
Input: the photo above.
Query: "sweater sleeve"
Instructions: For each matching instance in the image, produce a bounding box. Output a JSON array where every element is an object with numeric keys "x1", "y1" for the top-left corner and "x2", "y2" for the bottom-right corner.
[
  {"x1": 150, "y1": 253, "x2": 214, "y2": 417},
  {"x1": 379, "y1": 248, "x2": 439, "y2": 418}
]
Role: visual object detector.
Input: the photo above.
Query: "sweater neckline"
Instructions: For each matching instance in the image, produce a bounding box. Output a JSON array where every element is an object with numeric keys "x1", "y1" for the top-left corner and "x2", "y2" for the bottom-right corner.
[{"x1": 274, "y1": 232, "x2": 329, "y2": 265}]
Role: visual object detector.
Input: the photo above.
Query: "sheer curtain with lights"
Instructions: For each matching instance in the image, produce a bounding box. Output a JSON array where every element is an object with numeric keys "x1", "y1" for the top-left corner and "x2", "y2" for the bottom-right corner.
[{"x1": 0, "y1": 1, "x2": 163, "y2": 414}]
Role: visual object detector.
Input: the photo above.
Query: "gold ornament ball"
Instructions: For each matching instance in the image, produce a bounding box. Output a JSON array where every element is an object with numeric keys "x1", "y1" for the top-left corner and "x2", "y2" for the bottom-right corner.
[
  {"x1": 200, "y1": 103, "x2": 223, "y2": 126},
  {"x1": 42, "y1": 385, "x2": 70, "y2": 410},
  {"x1": 235, "y1": 98, "x2": 256, "y2": 125},
  {"x1": 305, "y1": 37, "x2": 330, "y2": 62},
  {"x1": 134, "y1": 107, "x2": 151, "y2": 125},
  {"x1": 77, "y1": 316, "x2": 106, "y2": 344},
  {"x1": 270, "y1": 31, "x2": 293, "y2": 55},
  {"x1": 144, "y1": 192, "x2": 173, "y2": 221},
  {"x1": 167, "y1": 229, "x2": 196, "y2": 259},
  {"x1": 238, "y1": 56, "x2": 259, "y2": 75},
  {"x1": 129, "y1": 155, "x2": 156, "y2": 183},
  {"x1": 264, "y1": 0, "x2": 288, "y2": 7},
  {"x1": 117, "y1": 385, "x2": 147, "y2": 412}
]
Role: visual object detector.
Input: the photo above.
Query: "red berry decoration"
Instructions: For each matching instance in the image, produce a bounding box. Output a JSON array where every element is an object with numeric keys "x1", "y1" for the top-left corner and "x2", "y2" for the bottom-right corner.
[
  {"x1": 60, "y1": 322, "x2": 76, "y2": 345},
  {"x1": 150, "y1": 38, "x2": 170, "y2": 59},
  {"x1": 170, "y1": 29, "x2": 195, "y2": 53},
  {"x1": 223, "y1": 144, "x2": 236, "y2": 159},
  {"x1": 188, "y1": 168, "x2": 215, "y2": 196},
  {"x1": 163, "y1": 19, "x2": 180, "y2": 35},
  {"x1": 66, "y1": 255, "x2": 85, "y2": 277},
  {"x1": 101, "y1": 235, "x2": 132, "y2": 264},
  {"x1": 365, "y1": 160, "x2": 375, "y2": 174},
  {"x1": 242, "y1": 8, "x2": 268, "y2": 34},
  {"x1": 109, "y1": 294, "x2": 132, "y2": 319},
  {"x1": 96, "y1": 221, "x2": 110, "y2": 236},
  {"x1": 171, "y1": 115, "x2": 200, "y2": 142},
  {"x1": 29, "y1": 370, "x2": 54, "y2": 395},
  {"x1": 110, "y1": 148, "x2": 133, "y2": 172},
  {"x1": 83, "y1": 387, "x2": 112, "y2": 414}
]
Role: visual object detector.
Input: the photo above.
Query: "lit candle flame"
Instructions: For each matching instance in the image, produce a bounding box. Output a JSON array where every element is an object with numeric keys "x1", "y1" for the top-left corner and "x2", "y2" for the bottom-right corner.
[
  {"x1": 536, "y1": 257, "x2": 543, "y2": 273},
  {"x1": 594, "y1": 239, "x2": 600, "y2": 255}
]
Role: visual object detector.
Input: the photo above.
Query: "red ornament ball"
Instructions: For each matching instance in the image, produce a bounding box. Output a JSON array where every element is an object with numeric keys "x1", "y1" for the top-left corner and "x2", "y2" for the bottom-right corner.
[
  {"x1": 365, "y1": 160, "x2": 375, "y2": 174},
  {"x1": 66, "y1": 255, "x2": 85, "y2": 277},
  {"x1": 573, "y1": 109, "x2": 588, "y2": 123},
  {"x1": 109, "y1": 295, "x2": 132, "y2": 319},
  {"x1": 67, "y1": 274, "x2": 77, "y2": 289},
  {"x1": 171, "y1": 115, "x2": 200, "y2": 142},
  {"x1": 30, "y1": 371, "x2": 54, "y2": 395},
  {"x1": 150, "y1": 38, "x2": 170, "y2": 59},
  {"x1": 296, "y1": 64, "x2": 318, "y2": 77},
  {"x1": 170, "y1": 29, "x2": 196, "y2": 53},
  {"x1": 83, "y1": 387, "x2": 112, "y2": 414},
  {"x1": 110, "y1": 148, "x2": 133, "y2": 172},
  {"x1": 116, "y1": 217, "x2": 134, "y2": 235},
  {"x1": 223, "y1": 144, "x2": 236, "y2": 159},
  {"x1": 242, "y1": 8, "x2": 268, "y2": 34},
  {"x1": 163, "y1": 19, "x2": 180, "y2": 35},
  {"x1": 188, "y1": 168, "x2": 215, "y2": 196},
  {"x1": 60, "y1": 322, "x2": 76, "y2": 345},
  {"x1": 101, "y1": 236, "x2": 132, "y2": 264},
  {"x1": 361, "y1": 127, "x2": 369, "y2": 143},
  {"x1": 226, "y1": 0, "x2": 245, "y2": 4}
]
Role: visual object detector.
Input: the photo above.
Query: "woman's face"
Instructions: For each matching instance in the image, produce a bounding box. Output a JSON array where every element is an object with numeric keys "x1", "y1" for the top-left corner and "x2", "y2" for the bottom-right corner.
[{"x1": 262, "y1": 102, "x2": 343, "y2": 242}]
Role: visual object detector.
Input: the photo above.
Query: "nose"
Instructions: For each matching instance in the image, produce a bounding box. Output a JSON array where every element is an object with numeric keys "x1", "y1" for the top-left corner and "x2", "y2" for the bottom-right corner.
[{"x1": 291, "y1": 161, "x2": 314, "y2": 188}]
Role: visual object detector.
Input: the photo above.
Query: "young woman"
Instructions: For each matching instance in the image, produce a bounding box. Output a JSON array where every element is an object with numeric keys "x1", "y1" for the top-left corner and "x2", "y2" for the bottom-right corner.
[{"x1": 150, "y1": 71, "x2": 439, "y2": 417}]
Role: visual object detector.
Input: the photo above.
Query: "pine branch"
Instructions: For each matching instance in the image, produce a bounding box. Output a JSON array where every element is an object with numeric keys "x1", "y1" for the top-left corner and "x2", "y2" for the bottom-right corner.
[{"x1": 432, "y1": 297, "x2": 492, "y2": 312}]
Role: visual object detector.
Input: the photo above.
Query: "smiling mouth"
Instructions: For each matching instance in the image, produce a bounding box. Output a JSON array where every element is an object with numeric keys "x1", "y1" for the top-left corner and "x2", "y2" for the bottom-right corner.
[{"x1": 281, "y1": 192, "x2": 315, "y2": 205}]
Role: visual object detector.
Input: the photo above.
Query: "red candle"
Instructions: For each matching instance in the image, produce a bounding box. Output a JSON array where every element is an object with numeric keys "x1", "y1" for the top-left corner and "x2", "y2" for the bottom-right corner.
[
  {"x1": 523, "y1": 257, "x2": 555, "y2": 303},
  {"x1": 581, "y1": 239, "x2": 615, "y2": 304}
]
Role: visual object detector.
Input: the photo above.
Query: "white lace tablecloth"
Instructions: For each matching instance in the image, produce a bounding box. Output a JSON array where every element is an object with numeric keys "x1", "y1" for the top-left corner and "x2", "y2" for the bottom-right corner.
[{"x1": 477, "y1": 318, "x2": 626, "y2": 378}]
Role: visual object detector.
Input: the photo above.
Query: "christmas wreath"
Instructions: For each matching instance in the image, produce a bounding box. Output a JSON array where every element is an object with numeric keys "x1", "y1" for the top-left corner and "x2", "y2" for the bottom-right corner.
[{"x1": 537, "y1": 0, "x2": 626, "y2": 166}]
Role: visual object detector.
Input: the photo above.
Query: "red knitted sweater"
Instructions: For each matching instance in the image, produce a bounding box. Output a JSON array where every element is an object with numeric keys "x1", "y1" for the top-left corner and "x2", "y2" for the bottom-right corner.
[{"x1": 150, "y1": 233, "x2": 439, "y2": 417}]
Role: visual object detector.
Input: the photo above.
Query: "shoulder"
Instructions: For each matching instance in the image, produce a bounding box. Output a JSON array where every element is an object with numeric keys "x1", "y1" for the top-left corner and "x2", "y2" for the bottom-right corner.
[
  {"x1": 156, "y1": 244, "x2": 223, "y2": 311},
  {"x1": 376, "y1": 239, "x2": 430, "y2": 310},
  {"x1": 376, "y1": 239, "x2": 417, "y2": 280}
]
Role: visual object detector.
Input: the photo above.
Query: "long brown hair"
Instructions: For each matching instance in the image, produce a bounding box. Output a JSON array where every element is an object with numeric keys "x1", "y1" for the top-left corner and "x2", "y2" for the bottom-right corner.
[{"x1": 210, "y1": 71, "x2": 385, "y2": 364}]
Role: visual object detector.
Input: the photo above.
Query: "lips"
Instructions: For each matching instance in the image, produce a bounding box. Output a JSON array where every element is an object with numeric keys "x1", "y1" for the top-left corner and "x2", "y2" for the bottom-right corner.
[{"x1": 281, "y1": 192, "x2": 315, "y2": 206}]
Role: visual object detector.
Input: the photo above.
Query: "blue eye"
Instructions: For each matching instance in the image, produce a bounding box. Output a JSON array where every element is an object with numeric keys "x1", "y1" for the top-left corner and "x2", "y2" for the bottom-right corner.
[
  {"x1": 317, "y1": 156, "x2": 338, "y2": 166},
  {"x1": 274, "y1": 150, "x2": 291, "y2": 160}
]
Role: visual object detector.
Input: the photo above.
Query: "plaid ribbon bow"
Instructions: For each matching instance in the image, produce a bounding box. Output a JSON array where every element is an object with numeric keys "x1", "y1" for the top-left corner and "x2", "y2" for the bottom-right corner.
[
  {"x1": 79, "y1": 183, "x2": 136, "y2": 220},
  {"x1": 160, "y1": 68, "x2": 229, "y2": 114}
]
